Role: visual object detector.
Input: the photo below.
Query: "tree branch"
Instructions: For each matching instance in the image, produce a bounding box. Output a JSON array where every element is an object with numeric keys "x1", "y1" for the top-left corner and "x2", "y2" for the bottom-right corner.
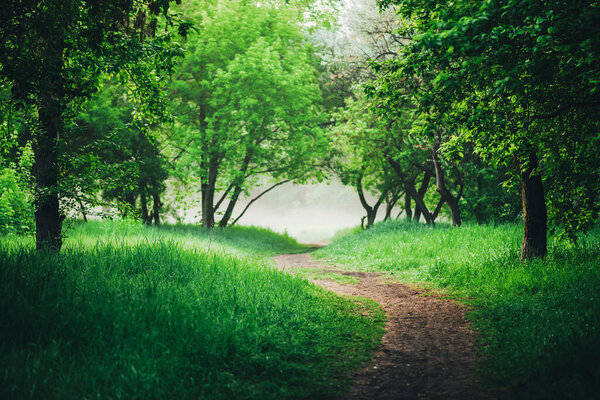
[{"x1": 230, "y1": 180, "x2": 291, "y2": 226}]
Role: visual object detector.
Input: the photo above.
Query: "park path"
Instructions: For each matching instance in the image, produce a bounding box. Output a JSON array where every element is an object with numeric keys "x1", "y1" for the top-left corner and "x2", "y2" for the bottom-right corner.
[{"x1": 273, "y1": 251, "x2": 492, "y2": 400}]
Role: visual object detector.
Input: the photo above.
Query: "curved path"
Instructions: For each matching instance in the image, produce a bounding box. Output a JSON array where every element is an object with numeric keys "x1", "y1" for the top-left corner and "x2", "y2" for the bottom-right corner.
[{"x1": 273, "y1": 251, "x2": 492, "y2": 400}]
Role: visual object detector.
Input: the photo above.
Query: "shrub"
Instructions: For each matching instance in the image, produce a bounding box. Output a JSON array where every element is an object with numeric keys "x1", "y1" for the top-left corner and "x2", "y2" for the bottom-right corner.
[{"x1": 0, "y1": 168, "x2": 34, "y2": 235}]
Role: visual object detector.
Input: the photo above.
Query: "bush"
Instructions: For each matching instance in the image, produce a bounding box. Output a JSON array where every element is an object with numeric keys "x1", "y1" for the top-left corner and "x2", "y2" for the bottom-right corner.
[{"x1": 0, "y1": 168, "x2": 34, "y2": 235}]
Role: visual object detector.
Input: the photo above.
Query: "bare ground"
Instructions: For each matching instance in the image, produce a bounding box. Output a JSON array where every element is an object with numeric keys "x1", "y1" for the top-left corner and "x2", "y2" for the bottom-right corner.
[{"x1": 273, "y1": 251, "x2": 492, "y2": 400}]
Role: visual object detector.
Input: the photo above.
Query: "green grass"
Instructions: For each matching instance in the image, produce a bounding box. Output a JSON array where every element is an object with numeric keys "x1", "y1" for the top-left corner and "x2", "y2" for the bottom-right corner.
[
  {"x1": 0, "y1": 220, "x2": 385, "y2": 399},
  {"x1": 316, "y1": 219, "x2": 600, "y2": 400},
  {"x1": 292, "y1": 267, "x2": 361, "y2": 285},
  {"x1": 65, "y1": 220, "x2": 307, "y2": 258}
]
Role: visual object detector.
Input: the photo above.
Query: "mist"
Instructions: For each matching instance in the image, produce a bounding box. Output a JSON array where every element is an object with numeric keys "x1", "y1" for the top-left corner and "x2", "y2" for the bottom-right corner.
[{"x1": 227, "y1": 179, "x2": 388, "y2": 243}]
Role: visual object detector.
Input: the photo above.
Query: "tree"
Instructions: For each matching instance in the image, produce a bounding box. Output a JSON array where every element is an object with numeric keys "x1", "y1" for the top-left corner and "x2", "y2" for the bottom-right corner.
[
  {"x1": 330, "y1": 90, "x2": 419, "y2": 227},
  {"x1": 0, "y1": 0, "x2": 185, "y2": 250},
  {"x1": 73, "y1": 79, "x2": 169, "y2": 225},
  {"x1": 169, "y1": 0, "x2": 328, "y2": 228},
  {"x1": 373, "y1": 0, "x2": 600, "y2": 259}
]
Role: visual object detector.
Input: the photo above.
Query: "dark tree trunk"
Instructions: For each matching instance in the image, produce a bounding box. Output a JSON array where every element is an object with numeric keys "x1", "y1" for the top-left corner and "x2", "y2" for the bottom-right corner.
[
  {"x1": 152, "y1": 192, "x2": 161, "y2": 226},
  {"x1": 219, "y1": 184, "x2": 243, "y2": 228},
  {"x1": 387, "y1": 157, "x2": 434, "y2": 224},
  {"x1": 432, "y1": 130, "x2": 463, "y2": 227},
  {"x1": 78, "y1": 198, "x2": 88, "y2": 222},
  {"x1": 356, "y1": 175, "x2": 385, "y2": 229},
  {"x1": 412, "y1": 172, "x2": 431, "y2": 222},
  {"x1": 140, "y1": 188, "x2": 150, "y2": 225},
  {"x1": 219, "y1": 147, "x2": 253, "y2": 228},
  {"x1": 201, "y1": 183, "x2": 214, "y2": 228},
  {"x1": 404, "y1": 190, "x2": 412, "y2": 220},
  {"x1": 404, "y1": 183, "x2": 434, "y2": 224},
  {"x1": 384, "y1": 189, "x2": 401, "y2": 221},
  {"x1": 384, "y1": 198, "x2": 393, "y2": 221},
  {"x1": 35, "y1": 31, "x2": 65, "y2": 251},
  {"x1": 519, "y1": 152, "x2": 547, "y2": 260},
  {"x1": 201, "y1": 161, "x2": 218, "y2": 228}
]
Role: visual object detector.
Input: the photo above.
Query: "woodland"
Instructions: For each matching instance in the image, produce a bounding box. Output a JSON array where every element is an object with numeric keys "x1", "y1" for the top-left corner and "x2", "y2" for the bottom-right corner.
[{"x1": 1, "y1": 0, "x2": 599, "y2": 399}]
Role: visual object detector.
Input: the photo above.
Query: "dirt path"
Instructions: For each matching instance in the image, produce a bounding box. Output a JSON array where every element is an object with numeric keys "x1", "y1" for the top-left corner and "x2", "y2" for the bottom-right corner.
[{"x1": 273, "y1": 251, "x2": 491, "y2": 400}]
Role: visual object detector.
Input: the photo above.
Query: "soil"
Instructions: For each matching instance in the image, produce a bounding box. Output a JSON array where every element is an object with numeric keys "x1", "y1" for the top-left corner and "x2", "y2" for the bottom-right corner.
[{"x1": 273, "y1": 251, "x2": 492, "y2": 400}]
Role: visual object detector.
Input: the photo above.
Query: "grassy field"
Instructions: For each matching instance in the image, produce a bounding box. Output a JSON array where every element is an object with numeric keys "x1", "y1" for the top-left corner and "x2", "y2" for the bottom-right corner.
[
  {"x1": 0, "y1": 221, "x2": 385, "y2": 400},
  {"x1": 316, "y1": 220, "x2": 600, "y2": 400}
]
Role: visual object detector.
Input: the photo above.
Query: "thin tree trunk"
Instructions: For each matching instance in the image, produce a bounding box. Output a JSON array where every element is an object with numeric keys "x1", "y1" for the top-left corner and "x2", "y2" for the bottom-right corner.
[
  {"x1": 219, "y1": 147, "x2": 254, "y2": 228},
  {"x1": 404, "y1": 190, "x2": 412, "y2": 220},
  {"x1": 201, "y1": 160, "x2": 219, "y2": 228},
  {"x1": 387, "y1": 157, "x2": 434, "y2": 224},
  {"x1": 520, "y1": 151, "x2": 547, "y2": 260},
  {"x1": 219, "y1": 184, "x2": 243, "y2": 228},
  {"x1": 356, "y1": 175, "x2": 386, "y2": 229},
  {"x1": 412, "y1": 171, "x2": 431, "y2": 222},
  {"x1": 78, "y1": 198, "x2": 88, "y2": 222},
  {"x1": 404, "y1": 183, "x2": 434, "y2": 224},
  {"x1": 140, "y1": 188, "x2": 150, "y2": 225},
  {"x1": 152, "y1": 192, "x2": 161, "y2": 226},
  {"x1": 384, "y1": 189, "x2": 403, "y2": 220},
  {"x1": 384, "y1": 198, "x2": 393, "y2": 221},
  {"x1": 432, "y1": 130, "x2": 462, "y2": 226},
  {"x1": 35, "y1": 30, "x2": 65, "y2": 251}
]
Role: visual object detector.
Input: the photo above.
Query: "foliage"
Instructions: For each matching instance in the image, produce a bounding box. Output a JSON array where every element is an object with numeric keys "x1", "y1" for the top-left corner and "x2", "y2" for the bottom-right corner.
[
  {"x1": 370, "y1": 0, "x2": 600, "y2": 245},
  {"x1": 0, "y1": 220, "x2": 385, "y2": 399},
  {"x1": 70, "y1": 78, "x2": 170, "y2": 223},
  {"x1": 0, "y1": 168, "x2": 34, "y2": 235},
  {"x1": 0, "y1": 0, "x2": 186, "y2": 250},
  {"x1": 168, "y1": 0, "x2": 329, "y2": 227},
  {"x1": 329, "y1": 89, "x2": 412, "y2": 226},
  {"x1": 317, "y1": 220, "x2": 600, "y2": 399}
]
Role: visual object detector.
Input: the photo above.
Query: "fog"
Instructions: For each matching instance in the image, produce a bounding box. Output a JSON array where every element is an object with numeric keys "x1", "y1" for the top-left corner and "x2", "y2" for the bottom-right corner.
[{"x1": 223, "y1": 179, "x2": 388, "y2": 243}]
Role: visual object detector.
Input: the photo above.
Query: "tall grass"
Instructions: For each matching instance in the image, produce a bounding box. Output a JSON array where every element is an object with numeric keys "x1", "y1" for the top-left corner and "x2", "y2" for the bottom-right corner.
[
  {"x1": 316, "y1": 220, "x2": 600, "y2": 399},
  {"x1": 0, "y1": 221, "x2": 385, "y2": 399}
]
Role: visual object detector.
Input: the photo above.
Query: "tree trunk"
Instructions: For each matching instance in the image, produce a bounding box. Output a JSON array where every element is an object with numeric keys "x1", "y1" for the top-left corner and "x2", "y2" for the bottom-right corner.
[
  {"x1": 219, "y1": 184, "x2": 243, "y2": 228},
  {"x1": 140, "y1": 188, "x2": 150, "y2": 225},
  {"x1": 384, "y1": 189, "x2": 402, "y2": 221},
  {"x1": 412, "y1": 172, "x2": 431, "y2": 222},
  {"x1": 356, "y1": 175, "x2": 386, "y2": 229},
  {"x1": 387, "y1": 157, "x2": 434, "y2": 224},
  {"x1": 152, "y1": 192, "x2": 161, "y2": 226},
  {"x1": 404, "y1": 190, "x2": 412, "y2": 220},
  {"x1": 431, "y1": 130, "x2": 462, "y2": 226},
  {"x1": 384, "y1": 198, "x2": 393, "y2": 221},
  {"x1": 219, "y1": 147, "x2": 253, "y2": 228},
  {"x1": 520, "y1": 152, "x2": 547, "y2": 260},
  {"x1": 201, "y1": 161, "x2": 218, "y2": 228},
  {"x1": 78, "y1": 198, "x2": 88, "y2": 222},
  {"x1": 35, "y1": 31, "x2": 65, "y2": 251},
  {"x1": 404, "y1": 183, "x2": 434, "y2": 224}
]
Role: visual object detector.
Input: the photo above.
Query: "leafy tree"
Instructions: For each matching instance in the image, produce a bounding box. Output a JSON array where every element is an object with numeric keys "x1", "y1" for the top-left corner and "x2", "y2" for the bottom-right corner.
[
  {"x1": 0, "y1": 0, "x2": 185, "y2": 250},
  {"x1": 73, "y1": 79, "x2": 169, "y2": 224},
  {"x1": 373, "y1": 0, "x2": 600, "y2": 259},
  {"x1": 0, "y1": 168, "x2": 34, "y2": 235},
  {"x1": 169, "y1": 0, "x2": 328, "y2": 228}
]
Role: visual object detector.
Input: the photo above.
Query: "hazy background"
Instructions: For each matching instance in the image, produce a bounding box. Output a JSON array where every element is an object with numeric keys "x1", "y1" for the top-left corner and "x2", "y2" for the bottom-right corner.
[{"x1": 173, "y1": 179, "x2": 391, "y2": 243}]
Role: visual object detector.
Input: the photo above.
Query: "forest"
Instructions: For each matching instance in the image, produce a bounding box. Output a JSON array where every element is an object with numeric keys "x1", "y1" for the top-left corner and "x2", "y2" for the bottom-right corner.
[{"x1": 1, "y1": 0, "x2": 599, "y2": 399}]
